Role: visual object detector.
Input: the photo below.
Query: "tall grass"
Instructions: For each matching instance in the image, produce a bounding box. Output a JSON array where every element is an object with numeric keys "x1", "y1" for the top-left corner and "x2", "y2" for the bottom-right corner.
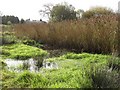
[{"x1": 14, "y1": 14, "x2": 119, "y2": 54}]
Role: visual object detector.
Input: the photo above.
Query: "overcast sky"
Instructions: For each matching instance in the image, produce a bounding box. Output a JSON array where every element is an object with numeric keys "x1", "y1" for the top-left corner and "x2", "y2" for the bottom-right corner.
[{"x1": 0, "y1": 0, "x2": 119, "y2": 21}]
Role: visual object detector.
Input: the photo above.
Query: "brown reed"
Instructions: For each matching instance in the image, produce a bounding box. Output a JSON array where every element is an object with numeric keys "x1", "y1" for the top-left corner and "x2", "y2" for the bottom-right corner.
[{"x1": 14, "y1": 14, "x2": 119, "y2": 54}]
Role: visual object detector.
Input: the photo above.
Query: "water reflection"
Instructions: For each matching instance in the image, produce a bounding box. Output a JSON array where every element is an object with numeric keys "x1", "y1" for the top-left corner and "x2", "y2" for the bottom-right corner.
[
  {"x1": 5, "y1": 58, "x2": 58, "y2": 72},
  {"x1": 43, "y1": 62, "x2": 58, "y2": 69}
]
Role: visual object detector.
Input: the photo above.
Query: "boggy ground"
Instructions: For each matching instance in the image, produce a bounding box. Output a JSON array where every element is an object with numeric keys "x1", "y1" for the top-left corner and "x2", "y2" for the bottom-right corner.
[{"x1": 1, "y1": 42, "x2": 120, "y2": 89}]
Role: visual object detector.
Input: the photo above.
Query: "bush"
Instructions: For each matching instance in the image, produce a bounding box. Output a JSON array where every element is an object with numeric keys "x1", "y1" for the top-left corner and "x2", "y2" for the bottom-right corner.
[
  {"x1": 22, "y1": 39, "x2": 43, "y2": 48},
  {"x1": 1, "y1": 33, "x2": 17, "y2": 45},
  {"x1": 92, "y1": 66, "x2": 120, "y2": 88}
]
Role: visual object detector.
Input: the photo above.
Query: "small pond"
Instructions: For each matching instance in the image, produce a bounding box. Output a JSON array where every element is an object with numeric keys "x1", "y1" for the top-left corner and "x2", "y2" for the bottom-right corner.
[{"x1": 5, "y1": 58, "x2": 58, "y2": 72}]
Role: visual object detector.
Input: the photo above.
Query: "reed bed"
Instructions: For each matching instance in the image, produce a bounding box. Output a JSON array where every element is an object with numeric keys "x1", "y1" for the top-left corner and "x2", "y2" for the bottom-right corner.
[{"x1": 14, "y1": 14, "x2": 119, "y2": 54}]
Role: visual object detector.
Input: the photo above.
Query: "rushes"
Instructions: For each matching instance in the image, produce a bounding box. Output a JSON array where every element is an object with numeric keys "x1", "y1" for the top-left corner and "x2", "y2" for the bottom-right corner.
[{"x1": 14, "y1": 14, "x2": 119, "y2": 54}]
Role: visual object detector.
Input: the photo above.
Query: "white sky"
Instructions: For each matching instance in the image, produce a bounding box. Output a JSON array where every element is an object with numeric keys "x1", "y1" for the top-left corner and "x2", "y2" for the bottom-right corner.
[{"x1": 0, "y1": 0, "x2": 119, "y2": 21}]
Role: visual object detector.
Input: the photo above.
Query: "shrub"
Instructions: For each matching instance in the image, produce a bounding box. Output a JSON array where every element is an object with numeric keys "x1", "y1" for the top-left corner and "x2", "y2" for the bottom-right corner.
[
  {"x1": 22, "y1": 39, "x2": 43, "y2": 48},
  {"x1": 92, "y1": 66, "x2": 120, "y2": 88},
  {"x1": 1, "y1": 33, "x2": 17, "y2": 45}
]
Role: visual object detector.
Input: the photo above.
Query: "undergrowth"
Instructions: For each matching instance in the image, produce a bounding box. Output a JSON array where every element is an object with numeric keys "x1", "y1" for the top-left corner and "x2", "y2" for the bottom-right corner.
[{"x1": 2, "y1": 53, "x2": 120, "y2": 88}]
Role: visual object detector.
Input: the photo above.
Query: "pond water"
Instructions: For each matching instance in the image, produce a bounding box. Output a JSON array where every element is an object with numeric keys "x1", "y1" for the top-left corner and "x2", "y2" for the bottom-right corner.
[{"x1": 5, "y1": 58, "x2": 58, "y2": 72}]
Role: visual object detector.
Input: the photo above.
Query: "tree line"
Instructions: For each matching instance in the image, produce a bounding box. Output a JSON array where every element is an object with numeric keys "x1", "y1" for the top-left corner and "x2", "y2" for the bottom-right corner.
[
  {"x1": 40, "y1": 2, "x2": 115, "y2": 22},
  {"x1": 1, "y1": 15, "x2": 26, "y2": 25},
  {"x1": 1, "y1": 2, "x2": 117, "y2": 24},
  {"x1": 2, "y1": 15, "x2": 19, "y2": 25}
]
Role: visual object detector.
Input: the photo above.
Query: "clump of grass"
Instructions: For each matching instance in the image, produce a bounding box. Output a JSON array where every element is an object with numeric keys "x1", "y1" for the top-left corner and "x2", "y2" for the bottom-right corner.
[
  {"x1": 0, "y1": 59, "x2": 7, "y2": 69},
  {"x1": 92, "y1": 66, "x2": 120, "y2": 88},
  {"x1": 10, "y1": 71, "x2": 47, "y2": 88},
  {"x1": 107, "y1": 56, "x2": 120, "y2": 71},
  {"x1": 21, "y1": 39, "x2": 43, "y2": 48},
  {"x1": 2, "y1": 70, "x2": 48, "y2": 88},
  {"x1": 44, "y1": 68, "x2": 92, "y2": 88},
  {"x1": 1, "y1": 70, "x2": 16, "y2": 89},
  {"x1": 1, "y1": 44, "x2": 48, "y2": 60},
  {"x1": 61, "y1": 53, "x2": 92, "y2": 59}
]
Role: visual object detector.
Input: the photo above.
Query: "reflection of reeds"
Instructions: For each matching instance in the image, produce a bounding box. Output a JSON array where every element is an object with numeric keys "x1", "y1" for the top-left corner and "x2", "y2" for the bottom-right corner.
[
  {"x1": 23, "y1": 61, "x2": 30, "y2": 70},
  {"x1": 14, "y1": 14, "x2": 119, "y2": 54}
]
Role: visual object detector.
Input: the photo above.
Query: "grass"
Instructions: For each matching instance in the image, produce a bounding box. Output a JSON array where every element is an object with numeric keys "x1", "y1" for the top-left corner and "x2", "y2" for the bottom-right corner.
[
  {"x1": 1, "y1": 53, "x2": 120, "y2": 88},
  {"x1": 1, "y1": 44, "x2": 48, "y2": 60}
]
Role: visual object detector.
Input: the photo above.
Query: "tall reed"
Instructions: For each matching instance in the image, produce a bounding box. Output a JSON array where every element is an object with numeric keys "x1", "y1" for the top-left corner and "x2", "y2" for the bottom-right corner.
[{"x1": 14, "y1": 14, "x2": 119, "y2": 54}]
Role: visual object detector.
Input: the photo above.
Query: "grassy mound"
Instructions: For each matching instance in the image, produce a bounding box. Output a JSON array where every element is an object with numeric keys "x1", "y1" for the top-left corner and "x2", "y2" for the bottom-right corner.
[{"x1": 1, "y1": 44, "x2": 48, "y2": 60}]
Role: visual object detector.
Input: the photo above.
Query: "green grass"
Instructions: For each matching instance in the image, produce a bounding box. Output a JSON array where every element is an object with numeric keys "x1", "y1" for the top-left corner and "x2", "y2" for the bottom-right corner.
[
  {"x1": 1, "y1": 44, "x2": 48, "y2": 60},
  {"x1": 1, "y1": 53, "x2": 119, "y2": 88}
]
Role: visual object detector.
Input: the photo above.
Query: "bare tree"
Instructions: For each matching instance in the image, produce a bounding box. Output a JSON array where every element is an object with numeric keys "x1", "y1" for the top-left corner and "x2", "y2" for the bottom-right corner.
[
  {"x1": 0, "y1": 11, "x2": 2, "y2": 24},
  {"x1": 39, "y1": 3, "x2": 53, "y2": 19}
]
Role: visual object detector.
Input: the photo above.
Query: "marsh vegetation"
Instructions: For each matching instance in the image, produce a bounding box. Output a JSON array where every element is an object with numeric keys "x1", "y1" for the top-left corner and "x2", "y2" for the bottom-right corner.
[{"x1": 0, "y1": 4, "x2": 120, "y2": 89}]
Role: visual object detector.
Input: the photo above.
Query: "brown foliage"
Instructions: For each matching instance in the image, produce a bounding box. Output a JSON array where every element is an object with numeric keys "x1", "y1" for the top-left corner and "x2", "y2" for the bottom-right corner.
[{"x1": 14, "y1": 14, "x2": 119, "y2": 54}]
